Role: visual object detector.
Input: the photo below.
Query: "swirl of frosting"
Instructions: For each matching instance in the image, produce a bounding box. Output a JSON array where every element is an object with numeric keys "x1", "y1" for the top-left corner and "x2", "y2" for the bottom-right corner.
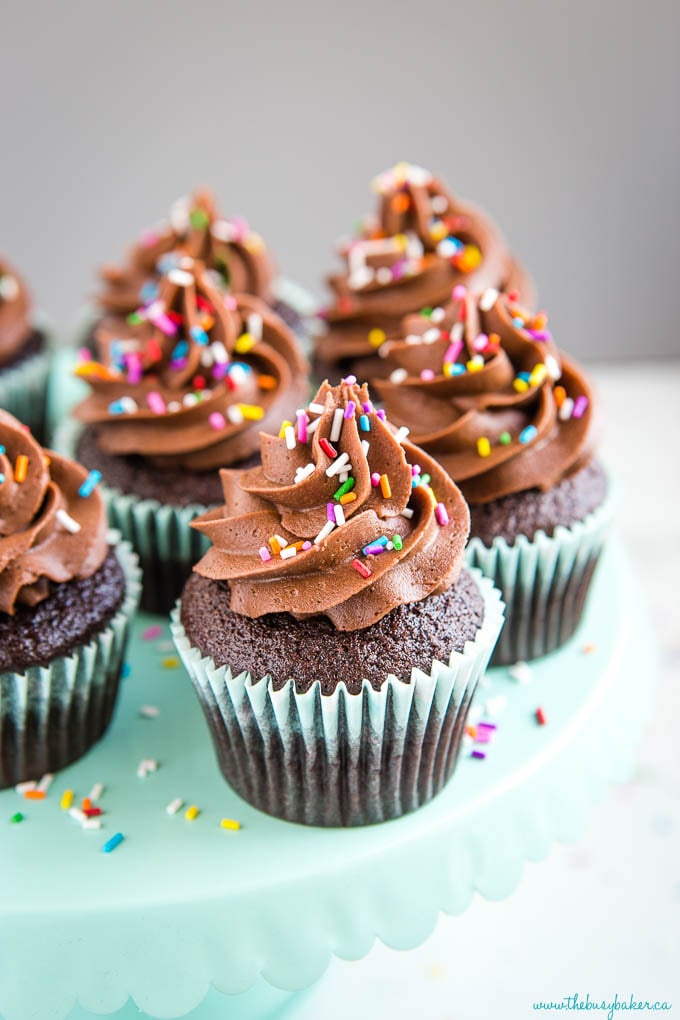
[
  {"x1": 96, "y1": 189, "x2": 275, "y2": 316},
  {"x1": 191, "y1": 380, "x2": 469, "y2": 631},
  {"x1": 0, "y1": 257, "x2": 32, "y2": 366},
  {"x1": 316, "y1": 163, "x2": 534, "y2": 376},
  {"x1": 373, "y1": 287, "x2": 596, "y2": 505},
  {"x1": 74, "y1": 258, "x2": 308, "y2": 472},
  {"x1": 0, "y1": 410, "x2": 108, "y2": 614}
]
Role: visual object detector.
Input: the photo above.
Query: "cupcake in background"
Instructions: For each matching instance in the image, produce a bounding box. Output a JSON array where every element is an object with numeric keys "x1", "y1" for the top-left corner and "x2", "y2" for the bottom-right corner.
[
  {"x1": 172, "y1": 379, "x2": 504, "y2": 827},
  {"x1": 55, "y1": 257, "x2": 308, "y2": 613},
  {"x1": 0, "y1": 257, "x2": 51, "y2": 440},
  {"x1": 373, "y1": 286, "x2": 611, "y2": 665},
  {"x1": 0, "y1": 410, "x2": 141, "y2": 788},
  {"x1": 314, "y1": 162, "x2": 534, "y2": 384}
]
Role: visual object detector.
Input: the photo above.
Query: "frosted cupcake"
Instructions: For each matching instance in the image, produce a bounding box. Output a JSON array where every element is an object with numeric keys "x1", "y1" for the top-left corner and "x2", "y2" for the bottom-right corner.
[
  {"x1": 0, "y1": 411, "x2": 140, "y2": 788},
  {"x1": 56, "y1": 257, "x2": 308, "y2": 613},
  {"x1": 0, "y1": 257, "x2": 50, "y2": 440},
  {"x1": 172, "y1": 379, "x2": 504, "y2": 826},
  {"x1": 373, "y1": 287, "x2": 611, "y2": 664},
  {"x1": 314, "y1": 163, "x2": 534, "y2": 384}
]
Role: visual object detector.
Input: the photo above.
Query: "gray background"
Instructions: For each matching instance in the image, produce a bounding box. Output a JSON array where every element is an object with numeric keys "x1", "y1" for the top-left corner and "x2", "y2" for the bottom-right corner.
[{"x1": 1, "y1": 0, "x2": 678, "y2": 361}]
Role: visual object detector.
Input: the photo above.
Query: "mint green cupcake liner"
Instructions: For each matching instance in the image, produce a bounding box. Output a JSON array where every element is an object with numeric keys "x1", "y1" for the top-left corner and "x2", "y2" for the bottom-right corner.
[
  {"x1": 0, "y1": 534, "x2": 141, "y2": 789},
  {"x1": 53, "y1": 418, "x2": 210, "y2": 615},
  {"x1": 170, "y1": 569, "x2": 504, "y2": 827},
  {"x1": 0, "y1": 323, "x2": 52, "y2": 441},
  {"x1": 465, "y1": 491, "x2": 614, "y2": 666}
]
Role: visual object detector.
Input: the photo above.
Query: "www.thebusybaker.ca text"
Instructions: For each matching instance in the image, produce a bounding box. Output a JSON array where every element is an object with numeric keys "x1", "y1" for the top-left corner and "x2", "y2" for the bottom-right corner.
[{"x1": 532, "y1": 993, "x2": 672, "y2": 1020}]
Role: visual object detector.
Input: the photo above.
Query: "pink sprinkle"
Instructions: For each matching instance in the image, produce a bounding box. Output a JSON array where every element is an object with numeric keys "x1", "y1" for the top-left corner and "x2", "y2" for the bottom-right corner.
[
  {"x1": 420, "y1": 368, "x2": 435, "y2": 381},
  {"x1": 147, "y1": 391, "x2": 166, "y2": 415},
  {"x1": 342, "y1": 375, "x2": 357, "y2": 385},
  {"x1": 296, "y1": 410, "x2": 308, "y2": 443},
  {"x1": 139, "y1": 228, "x2": 160, "y2": 248},
  {"x1": 435, "y1": 503, "x2": 450, "y2": 526},
  {"x1": 572, "y1": 395, "x2": 589, "y2": 419},
  {"x1": 77, "y1": 347, "x2": 92, "y2": 362},
  {"x1": 411, "y1": 464, "x2": 421, "y2": 476},
  {"x1": 474, "y1": 730, "x2": 493, "y2": 744},
  {"x1": 302, "y1": 541, "x2": 312, "y2": 551},
  {"x1": 127, "y1": 353, "x2": 142, "y2": 385},
  {"x1": 229, "y1": 216, "x2": 249, "y2": 242},
  {"x1": 371, "y1": 472, "x2": 381, "y2": 487},
  {"x1": 142, "y1": 625, "x2": 162, "y2": 641},
  {"x1": 376, "y1": 409, "x2": 386, "y2": 421},
  {"x1": 223, "y1": 295, "x2": 238, "y2": 311},
  {"x1": 209, "y1": 412, "x2": 226, "y2": 430},
  {"x1": 212, "y1": 364, "x2": 228, "y2": 380},
  {"x1": 444, "y1": 340, "x2": 463, "y2": 364},
  {"x1": 473, "y1": 333, "x2": 489, "y2": 352},
  {"x1": 259, "y1": 546, "x2": 272, "y2": 562},
  {"x1": 344, "y1": 400, "x2": 356, "y2": 419},
  {"x1": 452, "y1": 285, "x2": 467, "y2": 301},
  {"x1": 327, "y1": 503, "x2": 335, "y2": 521},
  {"x1": 149, "y1": 312, "x2": 177, "y2": 337}
]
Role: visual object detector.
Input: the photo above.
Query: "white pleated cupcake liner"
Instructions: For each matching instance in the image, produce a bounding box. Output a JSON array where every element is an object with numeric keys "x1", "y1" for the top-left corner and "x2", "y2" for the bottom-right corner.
[
  {"x1": 53, "y1": 418, "x2": 211, "y2": 614},
  {"x1": 0, "y1": 534, "x2": 141, "y2": 789},
  {"x1": 0, "y1": 341, "x2": 51, "y2": 441},
  {"x1": 171, "y1": 569, "x2": 504, "y2": 827},
  {"x1": 465, "y1": 492, "x2": 614, "y2": 666}
]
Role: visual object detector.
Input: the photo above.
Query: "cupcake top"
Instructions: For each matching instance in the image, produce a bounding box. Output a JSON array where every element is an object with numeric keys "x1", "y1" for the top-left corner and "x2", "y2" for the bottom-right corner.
[
  {"x1": 0, "y1": 411, "x2": 108, "y2": 614},
  {"x1": 96, "y1": 188, "x2": 275, "y2": 316},
  {"x1": 316, "y1": 163, "x2": 533, "y2": 373},
  {"x1": 372, "y1": 287, "x2": 596, "y2": 505},
  {"x1": 191, "y1": 379, "x2": 470, "y2": 630},
  {"x1": 73, "y1": 258, "x2": 309, "y2": 472},
  {"x1": 0, "y1": 257, "x2": 32, "y2": 365}
]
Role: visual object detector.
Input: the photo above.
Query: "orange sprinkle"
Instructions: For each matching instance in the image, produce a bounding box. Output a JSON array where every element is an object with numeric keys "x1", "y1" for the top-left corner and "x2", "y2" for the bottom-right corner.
[
  {"x1": 379, "y1": 474, "x2": 392, "y2": 499},
  {"x1": 269, "y1": 536, "x2": 283, "y2": 555},
  {"x1": 14, "y1": 455, "x2": 29, "y2": 483},
  {"x1": 257, "y1": 374, "x2": 277, "y2": 390},
  {"x1": 23, "y1": 789, "x2": 46, "y2": 801},
  {"x1": 74, "y1": 361, "x2": 118, "y2": 381},
  {"x1": 391, "y1": 192, "x2": 410, "y2": 214},
  {"x1": 466, "y1": 724, "x2": 477, "y2": 738},
  {"x1": 529, "y1": 311, "x2": 548, "y2": 330},
  {"x1": 554, "y1": 385, "x2": 567, "y2": 407},
  {"x1": 340, "y1": 492, "x2": 357, "y2": 505},
  {"x1": 82, "y1": 797, "x2": 92, "y2": 811}
]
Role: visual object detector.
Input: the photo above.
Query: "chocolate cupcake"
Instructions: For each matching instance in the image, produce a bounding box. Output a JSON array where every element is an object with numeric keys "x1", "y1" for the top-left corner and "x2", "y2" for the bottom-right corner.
[
  {"x1": 373, "y1": 287, "x2": 612, "y2": 665},
  {"x1": 55, "y1": 257, "x2": 308, "y2": 613},
  {"x1": 171, "y1": 380, "x2": 504, "y2": 826},
  {"x1": 0, "y1": 257, "x2": 51, "y2": 440},
  {"x1": 314, "y1": 163, "x2": 534, "y2": 384},
  {"x1": 0, "y1": 411, "x2": 141, "y2": 788}
]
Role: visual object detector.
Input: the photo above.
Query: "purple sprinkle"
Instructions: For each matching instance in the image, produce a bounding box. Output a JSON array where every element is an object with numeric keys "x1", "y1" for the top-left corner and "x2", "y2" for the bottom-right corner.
[
  {"x1": 212, "y1": 364, "x2": 228, "y2": 379},
  {"x1": 364, "y1": 544, "x2": 386, "y2": 556},
  {"x1": 477, "y1": 721, "x2": 497, "y2": 731},
  {"x1": 327, "y1": 503, "x2": 335, "y2": 521},
  {"x1": 302, "y1": 541, "x2": 312, "y2": 551},
  {"x1": 471, "y1": 750, "x2": 486, "y2": 760},
  {"x1": 572, "y1": 395, "x2": 589, "y2": 419},
  {"x1": 342, "y1": 374, "x2": 357, "y2": 385},
  {"x1": 376, "y1": 409, "x2": 386, "y2": 421},
  {"x1": 362, "y1": 402, "x2": 373, "y2": 413},
  {"x1": 344, "y1": 400, "x2": 356, "y2": 419}
]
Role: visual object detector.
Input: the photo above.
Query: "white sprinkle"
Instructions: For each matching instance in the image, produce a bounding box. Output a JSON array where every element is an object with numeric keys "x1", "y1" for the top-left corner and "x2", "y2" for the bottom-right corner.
[
  {"x1": 451, "y1": 322, "x2": 465, "y2": 342},
  {"x1": 423, "y1": 328, "x2": 440, "y2": 343},
  {"x1": 137, "y1": 758, "x2": 159, "y2": 778},
  {"x1": 69, "y1": 807, "x2": 86, "y2": 824},
  {"x1": 247, "y1": 313, "x2": 263, "y2": 341},
  {"x1": 119, "y1": 396, "x2": 139, "y2": 414},
  {"x1": 349, "y1": 266, "x2": 374, "y2": 290},
  {"x1": 139, "y1": 704, "x2": 161, "y2": 719},
  {"x1": 308, "y1": 402, "x2": 325, "y2": 414},
  {"x1": 168, "y1": 268, "x2": 194, "y2": 288},
  {"x1": 306, "y1": 416, "x2": 321, "y2": 436},
  {"x1": 56, "y1": 509, "x2": 81, "y2": 534},
  {"x1": 83, "y1": 818, "x2": 102, "y2": 831},
  {"x1": 89, "y1": 782, "x2": 104, "y2": 801},
  {"x1": 227, "y1": 405, "x2": 245, "y2": 424},
  {"x1": 314, "y1": 520, "x2": 335, "y2": 544},
  {"x1": 395, "y1": 426, "x2": 410, "y2": 444},
  {"x1": 333, "y1": 504, "x2": 346, "y2": 527},
  {"x1": 361, "y1": 440, "x2": 370, "y2": 457},
  {"x1": 169, "y1": 195, "x2": 190, "y2": 232},
  {"x1": 284, "y1": 425, "x2": 296, "y2": 450},
  {"x1": 330, "y1": 407, "x2": 344, "y2": 443},
  {"x1": 559, "y1": 397, "x2": 574, "y2": 421},
  {"x1": 545, "y1": 354, "x2": 562, "y2": 381},
  {"x1": 199, "y1": 349, "x2": 213, "y2": 368},
  {"x1": 405, "y1": 334, "x2": 423, "y2": 346},
  {"x1": 37, "y1": 773, "x2": 54, "y2": 793},
  {"x1": 183, "y1": 393, "x2": 199, "y2": 407},
  {"x1": 167, "y1": 401, "x2": 182, "y2": 413},
  {"x1": 228, "y1": 363, "x2": 248, "y2": 385},
  {"x1": 15, "y1": 781, "x2": 37, "y2": 795},
  {"x1": 437, "y1": 238, "x2": 460, "y2": 258},
  {"x1": 431, "y1": 307, "x2": 446, "y2": 323},
  {"x1": 211, "y1": 341, "x2": 229, "y2": 364},
  {"x1": 274, "y1": 534, "x2": 287, "y2": 548},
  {"x1": 401, "y1": 507, "x2": 414, "y2": 519},
  {"x1": 386, "y1": 541, "x2": 394, "y2": 550},
  {"x1": 166, "y1": 797, "x2": 184, "y2": 816},
  {"x1": 280, "y1": 545, "x2": 298, "y2": 559},
  {"x1": 470, "y1": 354, "x2": 485, "y2": 368},
  {"x1": 431, "y1": 195, "x2": 448, "y2": 214},
  {"x1": 337, "y1": 471, "x2": 349, "y2": 484},
  {"x1": 508, "y1": 660, "x2": 532, "y2": 685},
  {"x1": 294, "y1": 463, "x2": 315, "y2": 484},
  {"x1": 326, "y1": 451, "x2": 351, "y2": 477},
  {"x1": 376, "y1": 267, "x2": 393, "y2": 285},
  {"x1": 390, "y1": 368, "x2": 408, "y2": 384},
  {"x1": 479, "y1": 288, "x2": 499, "y2": 311},
  {"x1": 0, "y1": 274, "x2": 19, "y2": 301},
  {"x1": 211, "y1": 219, "x2": 234, "y2": 242}
]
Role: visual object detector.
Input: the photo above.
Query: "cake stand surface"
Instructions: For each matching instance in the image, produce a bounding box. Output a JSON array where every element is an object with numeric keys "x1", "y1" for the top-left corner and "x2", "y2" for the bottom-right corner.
[{"x1": 0, "y1": 543, "x2": 655, "y2": 1020}]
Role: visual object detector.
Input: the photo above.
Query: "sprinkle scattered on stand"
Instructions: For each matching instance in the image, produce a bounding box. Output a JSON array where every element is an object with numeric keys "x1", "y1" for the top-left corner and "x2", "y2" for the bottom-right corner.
[
  {"x1": 535, "y1": 707, "x2": 547, "y2": 726},
  {"x1": 508, "y1": 660, "x2": 532, "y2": 684},
  {"x1": 10, "y1": 812, "x2": 24, "y2": 824},
  {"x1": 220, "y1": 818, "x2": 241, "y2": 831},
  {"x1": 102, "y1": 832, "x2": 124, "y2": 854},
  {"x1": 166, "y1": 798, "x2": 184, "y2": 816},
  {"x1": 139, "y1": 704, "x2": 161, "y2": 719},
  {"x1": 142, "y1": 624, "x2": 163, "y2": 641},
  {"x1": 162, "y1": 657, "x2": 179, "y2": 669},
  {"x1": 185, "y1": 805, "x2": 200, "y2": 821}
]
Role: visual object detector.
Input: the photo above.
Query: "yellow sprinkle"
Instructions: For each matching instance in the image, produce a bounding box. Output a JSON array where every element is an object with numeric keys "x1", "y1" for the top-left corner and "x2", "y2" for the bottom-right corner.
[
  {"x1": 278, "y1": 419, "x2": 292, "y2": 438},
  {"x1": 513, "y1": 378, "x2": 529, "y2": 393},
  {"x1": 14, "y1": 455, "x2": 29, "y2": 483},
  {"x1": 368, "y1": 328, "x2": 386, "y2": 348},
  {"x1": 244, "y1": 232, "x2": 265, "y2": 253},
  {"x1": 60, "y1": 789, "x2": 74, "y2": 810},
  {"x1": 430, "y1": 220, "x2": 447, "y2": 242},
  {"x1": 340, "y1": 492, "x2": 357, "y2": 505},
  {"x1": 221, "y1": 818, "x2": 241, "y2": 831},
  {"x1": 394, "y1": 232, "x2": 408, "y2": 252},
  {"x1": 456, "y1": 244, "x2": 482, "y2": 271},
  {"x1": 379, "y1": 474, "x2": 392, "y2": 499},
  {"x1": 185, "y1": 805, "x2": 200, "y2": 821},
  {"x1": 443, "y1": 362, "x2": 457, "y2": 378},
  {"x1": 477, "y1": 437, "x2": 491, "y2": 458},
  {"x1": 162, "y1": 657, "x2": 179, "y2": 669},
  {"x1": 42, "y1": 454, "x2": 51, "y2": 467},
  {"x1": 466, "y1": 359, "x2": 483, "y2": 373},
  {"x1": 529, "y1": 364, "x2": 548, "y2": 387},
  {"x1": 238, "y1": 404, "x2": 265, "y2": 421},
  {"x1": 257, "y1": 374, "x2": 278, "y2": 391},
  {"x1": 234, "y1": 332, "x2": 256, "y2": 354}
]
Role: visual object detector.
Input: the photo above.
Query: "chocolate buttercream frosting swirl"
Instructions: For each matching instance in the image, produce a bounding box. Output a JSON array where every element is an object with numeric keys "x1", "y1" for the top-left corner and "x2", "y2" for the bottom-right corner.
[
  {"x1": 315, "y1": 163, "x2": 534, "y2": 377},
  {"x1": 0, "y1": 257, "x2": 32, "y2": 366},
  {"x1": 191, "y1": 379, "x2": 470, "y2": 631},
  {"x1": 0, "y1": 411, "x2": 108, "y2": 614},
  {"x1": 96, "y1": 188, "x2": 275, "y2": 316},
  {"x1": 373, "y1": 287, "x2": 596, "y2": 505},
  {"x1": 74, "y1": 258, "x2": 309, "y2": 472}
]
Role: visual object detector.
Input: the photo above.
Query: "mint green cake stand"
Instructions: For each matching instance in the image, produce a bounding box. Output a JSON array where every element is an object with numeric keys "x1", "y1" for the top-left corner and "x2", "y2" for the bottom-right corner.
[{"x1": 0, "y1": 543, "x2": 654, "y2": 1020}]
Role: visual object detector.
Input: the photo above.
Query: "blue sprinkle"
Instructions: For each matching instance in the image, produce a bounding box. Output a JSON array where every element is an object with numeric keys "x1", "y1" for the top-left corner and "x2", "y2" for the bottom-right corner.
[
  {"x1": 411, "y1": 476, "x2": 419, "y2": 488},
  {"x1": 446, "y1": 236, "x2": 464, "y2": 251},
  {"x1": 230, "y1": 361, "x2": 253, "y2": 375},
  {"x1": 121, "y1": 662, "x2": 131, "y2": 680},
  {"x1": 519, "y1": 425, "x2": 538, "y2": 444},
  {"x1": 518, "y1": 371, "x2": 531, "y2": 382},
  {"x1": 0, "y1": 474, "x2": 5, "y2": 484},
  {"x1": 173, "y1": 340, "x2": 189, "y2": 359},
  {"x1": 513, "y1": 317, "x2": 524, "y2": 327},
  {"x1": 190, "y1": 325, "x2": 209, "y2": 345},
  {"x1": 359, "y1": 414, "x2": 370, "y2": 432},
  {"x1": 0, "y1": 445, "x2": 5, "y2": 454},
  {"x1": 156, "y1": 253, "x2": 179, "y2": 274},
  {"x1": 451, "y1": 363, "x2": 466, "y2": 376},
  {"x1": 140, "y1": 281, "x2": 160, "y2": 304},
  {"x1": 102, "y1": 832, "x2": 124, "y2": 854},
  {"x1": 79, "y1": 470, "x2": 102, "y2": 498},
  {"x1": 108, "y1": 401, "x2": 124, "y2": 415}
]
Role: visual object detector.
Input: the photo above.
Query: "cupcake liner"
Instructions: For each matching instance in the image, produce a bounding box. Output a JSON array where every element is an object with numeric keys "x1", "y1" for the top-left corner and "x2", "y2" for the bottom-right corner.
[
  {"x1": 0, "y1": 534, "x2": 142, "y2": 789},
  {"x1": 465, "y1": 491, "x2": 614, "y2": 666},
  {"x1": 170, "y1": 569, "x2": 504, "y2": 827},
  {"x1": 0, "y1": 321, "x2": 52, "y2": 441},
  {"x1": 52, "y1": 418, "x2": 211, "y2": 614}
]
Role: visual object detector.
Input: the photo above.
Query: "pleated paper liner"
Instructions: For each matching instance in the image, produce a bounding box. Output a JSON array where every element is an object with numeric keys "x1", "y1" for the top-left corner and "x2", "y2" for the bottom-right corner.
[
  {"x1": 0, "y1": 534, "x2": 141, "y2": 789},
  {"x1": 0, "y1": 320, "x2": 52, "y2": 442},
  {"x1": 171, "y1": 569, "x2": 504, "y2": 828},
  {"x1": 465, "y1": 491, "x2": 614, "y2": 666},
  {"x1": 52, "y1": 418, "x2": 211, "y2": 614}
]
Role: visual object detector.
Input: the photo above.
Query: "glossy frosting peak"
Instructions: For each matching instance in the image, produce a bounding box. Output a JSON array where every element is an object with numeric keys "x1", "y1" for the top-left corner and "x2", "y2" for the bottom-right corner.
[
  {"x1": 74, "y1": 258, "x2": 308, "y2": 472},
  {"x1": 0, "y1": 257, "x2": 32, "y2": 366},
  {"x1": 191, "y1": 380, "x2": 470, "y2": 630},
  {"x1": 0, "y1": 411, "x2": 108, "y2": 614}
]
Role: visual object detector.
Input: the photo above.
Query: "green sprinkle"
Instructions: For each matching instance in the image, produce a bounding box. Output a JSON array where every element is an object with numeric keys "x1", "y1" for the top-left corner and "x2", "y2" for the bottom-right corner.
[
  {"x1": 190, "y1": 208, "x2": 210, "y2": 229},
  {"x1": 499, "y1": 431, "x2": 512, "y2": 445},
  {"x1": 334, "y1": 477, "x2": 355, "y2": 500},
  {"x1": 420, "y1": 473, "x2": 431, "y2": 485},
  {"x1": 420, "y1": 306, "x2": 433, "y2": 318},
  {"x1": 10, "y1": 812, "x2": 24, "y2": 824},
  {"x1": 126, "y1": 312, "x2": 143, "y2": 325},
  {"x1": 393, "y1": 534, "x2": 403, "y2": 551}
]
